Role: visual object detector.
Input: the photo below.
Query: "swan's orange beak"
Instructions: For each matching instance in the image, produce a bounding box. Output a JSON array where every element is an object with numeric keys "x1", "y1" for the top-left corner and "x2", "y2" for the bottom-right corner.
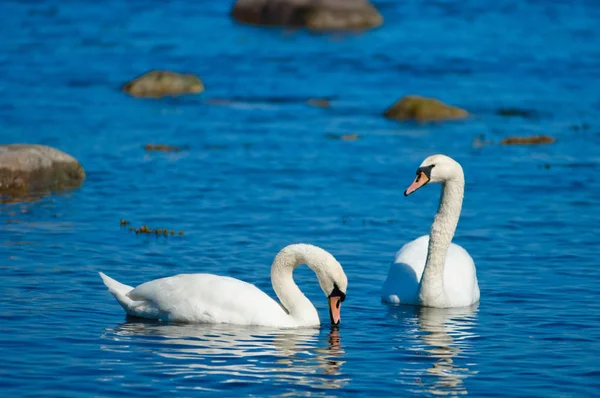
[
  {"x1": 328, "y1": 296, "x2": 342, "y2": 325},
  {"x1": 404, "y1": 171, "x2": 430, "y2": 196}
]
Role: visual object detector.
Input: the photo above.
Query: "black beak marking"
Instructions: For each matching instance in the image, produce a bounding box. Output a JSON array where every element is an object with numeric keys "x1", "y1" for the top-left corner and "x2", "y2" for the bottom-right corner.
[
  {"x1": 329, "y1": 283, "x2": 346, "y2": 302},
  {"x1": 416, "y1": 164, "x2": 435, "y2": 180}
]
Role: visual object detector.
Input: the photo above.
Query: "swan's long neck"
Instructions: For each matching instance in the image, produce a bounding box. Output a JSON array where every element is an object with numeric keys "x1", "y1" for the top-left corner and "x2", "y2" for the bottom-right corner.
[
  {"x1": 271, "y1": 246, "x2": 322, "y2": 326},
  {"x1": 420, "y1": 175, "x2": 464, "y2": 306}
]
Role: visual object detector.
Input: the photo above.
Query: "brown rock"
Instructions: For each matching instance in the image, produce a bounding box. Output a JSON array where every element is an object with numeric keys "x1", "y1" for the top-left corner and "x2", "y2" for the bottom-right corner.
[
  {"x1": 500, "y1": 135, "x2": 555, "y2": 145},
  {"x1": 123, "y1": 70, "x2": 204, "y2": 98},
  {"x1": 231, "y1": 0, "x2": 383, "y2": 30},
  {"x1": 0, "y1": 144, "x2": 85, "y2": 197},
  {"x1": 384, "y1": 95, "x2": 469, "y2": 122}
]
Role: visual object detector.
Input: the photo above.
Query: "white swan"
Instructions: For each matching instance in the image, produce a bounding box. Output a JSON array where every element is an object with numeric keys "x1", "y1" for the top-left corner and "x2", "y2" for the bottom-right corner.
[
  {"x1": 382, "y1": 154, "x2": 480, "y2": 308},
  {"x1": 99, "y1": 243, "x2": 348, "y2": 328}
]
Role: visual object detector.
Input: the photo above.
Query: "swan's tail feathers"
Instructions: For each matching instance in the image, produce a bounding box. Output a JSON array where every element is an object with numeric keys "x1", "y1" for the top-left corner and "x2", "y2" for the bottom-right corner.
[
  {"x1": 98, "y1": 272, "x2": 159, "y2": 319},
  {"x1": 98, "y1": 272, "x2": 137, "y2": 312},
  {"x1": 99, "y1": 272, "x2": 133, "y2": 295}
]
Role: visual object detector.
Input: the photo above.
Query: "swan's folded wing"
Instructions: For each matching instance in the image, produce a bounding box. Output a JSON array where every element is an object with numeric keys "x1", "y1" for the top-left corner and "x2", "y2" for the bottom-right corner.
[{"x1": 127, "y1": 273, "x2": 289, "y2": 325}]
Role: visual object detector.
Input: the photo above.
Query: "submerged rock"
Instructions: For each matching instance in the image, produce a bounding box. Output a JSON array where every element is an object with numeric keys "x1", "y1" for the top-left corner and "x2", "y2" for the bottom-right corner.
[
  {"x1": 123, "y1": 71, "x2": 204, "y2": 98},
  {"x1": 384, "y1": 95, "x2": 468, "y2": 122},
  {"x1": 0, "y1": 144, "x2": 85, "y2": 197},
  {"x1": 500, "y1": 135, "x2": 555, "y2": 145},
  {"x1": 231, "y1": 0, "x2": 383, "y2": 30}
]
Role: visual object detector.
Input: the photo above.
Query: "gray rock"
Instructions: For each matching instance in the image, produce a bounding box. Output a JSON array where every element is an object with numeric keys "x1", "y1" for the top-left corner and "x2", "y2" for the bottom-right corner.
[
  {"x1": 0, "y1": 145, "x2": 85, "y2": 197},
  {"x1": 231, "y1": 0, "x2": 383, "y2": 30},
  {"x1": 123, "y1": 70, "x2": 204, "y2": 98}
]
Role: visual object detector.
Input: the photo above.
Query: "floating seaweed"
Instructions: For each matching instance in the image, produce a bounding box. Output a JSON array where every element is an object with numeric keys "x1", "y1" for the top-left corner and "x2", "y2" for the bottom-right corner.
[
  {"x1": 500, "y1": 135, "x2": 555, "y2": 145},
  {"x1": 144, "y1": 144, "x2": 181, "y2": 152},
  {"x1": 120, "y1": 220, "x2": 184, "y2": 237}
]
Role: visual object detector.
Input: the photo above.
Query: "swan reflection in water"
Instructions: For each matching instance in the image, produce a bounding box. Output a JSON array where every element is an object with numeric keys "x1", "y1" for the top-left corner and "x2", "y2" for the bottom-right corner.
[
  {"x1": 389, "y1": 305, "x2": 479, "y2": 396},
  {"x1": 102, "y1": 319, "x2": 348, "y2": 393}
]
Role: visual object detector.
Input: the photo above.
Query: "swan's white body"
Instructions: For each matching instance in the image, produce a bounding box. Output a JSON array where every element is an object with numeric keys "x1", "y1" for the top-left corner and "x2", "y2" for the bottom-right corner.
[
  {"x1": 382, "y1": 235, "x2": 479, "y2": 307},
  {"x1": 382, "y1": 155, "x2": 480, "y2": 308},
  {"x1": 99, "y1": 273, "x2": 299, "y2": 327},
  {"x1": 100, "y1": 244, "x2": 348, "y2": 328}
]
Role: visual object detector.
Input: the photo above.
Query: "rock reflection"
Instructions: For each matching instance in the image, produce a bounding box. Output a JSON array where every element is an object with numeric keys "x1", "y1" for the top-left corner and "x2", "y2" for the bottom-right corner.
[
  {"x1": 102, "y1": 320, "x2": 348, "y2": 393},
  {"x1": 390, "y1": 305, "x2": 479, "y2": 396}
]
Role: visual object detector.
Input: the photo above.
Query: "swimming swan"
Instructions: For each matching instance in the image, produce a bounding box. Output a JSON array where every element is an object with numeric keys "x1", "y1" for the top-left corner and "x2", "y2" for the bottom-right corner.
[
  {"x1": 382, "y1": 154, "x2": 480, "y2": 308},
  {"x1": 99, "y1": 243, "x2": 348, "y2": 327}
]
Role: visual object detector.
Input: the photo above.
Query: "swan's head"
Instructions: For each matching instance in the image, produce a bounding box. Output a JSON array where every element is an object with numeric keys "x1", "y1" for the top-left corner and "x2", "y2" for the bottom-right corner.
[
  {"x1": 404, "y1": 154, "x2": 463, "y2": 196},
  {"x1": 273, "y1": 244, "x2": 348, "y2": 326},
  {"x1": 316, "y1": 256, "x2": 348, "y2": 326}
]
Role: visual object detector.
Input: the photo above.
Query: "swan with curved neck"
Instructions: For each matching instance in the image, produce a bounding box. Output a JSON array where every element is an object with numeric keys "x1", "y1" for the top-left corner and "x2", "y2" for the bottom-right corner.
[
  {"x1": 382, "y1": 154, "x2": 480, "y2": 308},
  {"x1": 100, "y1": 243, "x2": 348, "y2": 327}
]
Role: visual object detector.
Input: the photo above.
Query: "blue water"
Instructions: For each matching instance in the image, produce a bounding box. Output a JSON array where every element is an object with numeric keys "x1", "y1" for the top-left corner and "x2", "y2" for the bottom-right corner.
[{"x1": 1, "y1": 0, "x2": 600, "y2": 396}]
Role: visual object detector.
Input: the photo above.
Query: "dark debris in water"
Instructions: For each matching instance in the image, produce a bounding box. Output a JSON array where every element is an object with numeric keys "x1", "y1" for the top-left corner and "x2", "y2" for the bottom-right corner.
[
  {"x1": 472, "y1": 134, "x2": 493, "y2": 149},
  {"x1": 120, "y1": 220, "x2": 184, "y2": 237},
  {"x1": 307, "y1": 98, "x2": 331, "y2": 108},
  {"x1": 144, "y1": 144, "x2": 182, "y2": 152},
  {"x1": 495, "y1": 107, "x2": 539, "y2": 119},
  {"x1": 325, "y1": 133, "x2": 359, "y2": 141},
  {"x1": 570, "y1": 123, "x2": 591, "y2": 131},
  {"x1": 501, "y1": 135, "x2": 555, "y2": 145},
  {"x1": 203, "y1": 144, "x2": 228, "y2": 151},
  {"x1": 205, "y1": 96, "x2": 337, "y2": 109},
  {"x1": 474, "y1": 134, "x2": 556, "y2": 148}
]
